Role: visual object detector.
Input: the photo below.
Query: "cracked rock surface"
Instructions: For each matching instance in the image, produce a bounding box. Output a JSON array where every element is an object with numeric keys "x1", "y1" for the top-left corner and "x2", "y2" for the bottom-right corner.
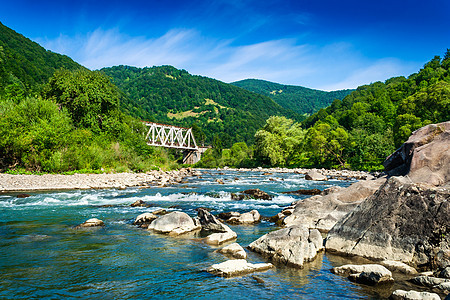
[
  {"x1": 248, "y1": 225, "x2": 324, "y2": 268},
  {"x1": 325, "y1": 176, "x2": 449, "y2": 269}
]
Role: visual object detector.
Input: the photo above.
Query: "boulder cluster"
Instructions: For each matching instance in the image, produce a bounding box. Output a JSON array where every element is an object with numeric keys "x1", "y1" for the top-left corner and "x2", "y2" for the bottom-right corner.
[{"x1": 251, "y1": 121, "x2": 450, "y2": 299}]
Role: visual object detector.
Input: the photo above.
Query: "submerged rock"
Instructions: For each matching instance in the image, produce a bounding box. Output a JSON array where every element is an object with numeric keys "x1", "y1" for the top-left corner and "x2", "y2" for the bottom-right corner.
[
  {"x1": 248, "y1": 225, "x2": 323, "y2": 268},
  {"x1": 282, "y1": 189, "x2": 321, "y2": 196},
  {"x1": 130, "y1": 199, "x2": 152, "y2": 207},
  {"x1": 216, "y1": 243, "x2": 247, "y2": 259},
  {"x1": 16, "y1": 193, "x2": 31, "y2": 198},
  {"x1": 148, "y1": 211, "x2": 201, "y2": 236},
  {"x1": 241, "y1": 189, "x2": 272, "y2": 200},
  {"x1": 207, "y1": 259, "x2": 273, "y2": 277},
  {"x1": 390, "y1": 290, "x2": 441, "y2": 300},
  {"x1": 76, "y1": 218, "x2": 104, "y2": 228}
]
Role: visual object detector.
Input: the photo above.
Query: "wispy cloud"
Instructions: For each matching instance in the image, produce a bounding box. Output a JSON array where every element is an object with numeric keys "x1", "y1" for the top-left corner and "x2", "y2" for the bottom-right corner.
[{"x1": 36, "y1": 28, "x2": 420, "y2": 90}]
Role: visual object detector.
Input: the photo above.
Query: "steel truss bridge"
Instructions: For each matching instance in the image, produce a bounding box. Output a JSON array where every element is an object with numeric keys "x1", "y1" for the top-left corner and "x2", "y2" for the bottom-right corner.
[{"x1": 144, "y1": 122, "x2": 207, "y2": 164}]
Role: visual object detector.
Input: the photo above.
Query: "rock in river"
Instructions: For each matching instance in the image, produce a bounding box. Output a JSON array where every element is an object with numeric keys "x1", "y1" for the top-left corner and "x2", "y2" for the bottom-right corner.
[
  {"x1": 383, "y1": 121, "x2": 450, "y2": 186},
  {"x1": 148, "y1": 211, "x2": 201, "y2": 236},
  {"x1": 248, "y1": 225, "x2": 324, "y2": 268},
  {"x1": 241, "y1": 189, "x2": 272, "y2": 200},
  {"x1": 227, "y1": 210, "x2": 261, "y2": 225},
  {"x1": 325, "y1": 176, "x2": 450, "y2": 269},
  {"x1": 390, "y1": 289, "x2": 441, "y2": 300},
  {"x1": 205, "y1": 226, "x2": 237, "y2": 245},
  {"x1": 282, "y1": 177, "x2": 385, "y2": 232},
  {"x1": 332, "y1": 264, "x2": 394, "y2": 285},
  {"x1": 197, "y1": 208, "x2": 229, "y2": 233},
  {"x1": 216, "y1": 243, "x2": 247, "y2": 259},
  {"x1": 76, "y1": 218, "x2": 104, "y2": 228},
  {"x1": 133, "y1": 212, "x2": 158, "y2": 228},
  {"x1": 305, "y1": 169, "x2": 328, "y2": 181},
  {"x1": 207, "y1": 259, "x2": 273, "y2": 277}
]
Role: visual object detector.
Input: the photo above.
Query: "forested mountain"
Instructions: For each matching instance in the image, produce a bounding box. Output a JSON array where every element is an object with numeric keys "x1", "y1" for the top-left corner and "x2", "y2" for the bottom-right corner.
[
  {"x1": 232, "y1": 79, "x2": 353, "y2": 115},
  {"x1": 0, "y1": 21, "x2": 82, "y2": 96},
  {"x1": 101, "y1": 65, "x2": 299, "y2": 147}
]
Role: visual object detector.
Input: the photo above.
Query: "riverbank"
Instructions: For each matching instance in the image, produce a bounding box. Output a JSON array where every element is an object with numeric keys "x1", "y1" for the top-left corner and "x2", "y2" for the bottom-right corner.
[
  {"x1": 0, "y1": 168, "x2": 374, "y2": 193},
  {"x1": 0, "y1": 169, "x2": 193, "y2": 192}
]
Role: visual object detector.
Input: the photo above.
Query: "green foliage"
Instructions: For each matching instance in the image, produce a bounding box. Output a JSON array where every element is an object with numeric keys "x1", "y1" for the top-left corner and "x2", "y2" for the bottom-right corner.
[
  {"x1": 0, "y1": 70, "x2": 178, "y2": 173},
  {"x1": 295, "y1": 50, "x2": 450, "y2": 170},
  {"x1": 101, "y1": 65, "x2": 299, "y2": 146},
  {"x1": 232, "y1": 79, "x2": 353, "y2": 115},
  {"x1": 195, "y1": 142, "x2": 254, "y2": 168},
  {"x1": 42, "y1": 69, "x2": 122, "y2": 132},
  {"x1": 254, "y1": 116, "x2": 305, "y2": 166}
]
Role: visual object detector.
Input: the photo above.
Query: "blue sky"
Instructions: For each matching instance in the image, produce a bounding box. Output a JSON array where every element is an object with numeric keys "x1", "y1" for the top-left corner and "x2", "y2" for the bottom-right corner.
[{"x1": 1, "y1": 0, "x2": 449, "y2": 90}]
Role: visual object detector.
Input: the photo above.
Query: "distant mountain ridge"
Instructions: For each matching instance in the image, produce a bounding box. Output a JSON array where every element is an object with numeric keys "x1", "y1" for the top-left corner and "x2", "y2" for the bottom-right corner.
[
  {"x1": 0, "y1": 21, "x2": 82, "y2": 92},
  {"x1": 232, "y1": 79, "x2": 353, "y2": 115},
  {"x1": 101, "y1": 65, "x2": 299, "y2": 147}
]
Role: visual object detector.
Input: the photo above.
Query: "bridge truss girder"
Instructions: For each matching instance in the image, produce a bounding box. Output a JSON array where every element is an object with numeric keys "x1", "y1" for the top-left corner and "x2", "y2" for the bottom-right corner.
[{"x1": 145, "y1": 122, "x2": 198, "y2": 151}]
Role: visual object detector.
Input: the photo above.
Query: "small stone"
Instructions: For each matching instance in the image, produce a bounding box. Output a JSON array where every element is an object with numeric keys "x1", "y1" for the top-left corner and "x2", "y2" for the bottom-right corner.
[
  {"x1": 76, "y1": 218, "x2": 104, "y2": 228},
  {"x1": 207, "y1": 259, "x2": 273, "y2": 277},
  {"x1": 133, "y1": 213, "x2": 158, "y2": 227},
  {"x1": 390, "y1": 289, "x2": 441, "y2": 300},
  {"x1": 16, "y1": 193, "x2": 31, "y2": 198},
  {"x1": 216, "y1": 243, "x2": 247, "y2": 259}
]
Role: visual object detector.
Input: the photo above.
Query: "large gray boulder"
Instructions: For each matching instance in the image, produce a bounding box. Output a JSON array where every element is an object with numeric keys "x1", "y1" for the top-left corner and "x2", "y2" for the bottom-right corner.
[
  {"x1": 148, "y1": 211, "x2": 201, "y2": 236},
  {"x1": 282, "y1": 178, "x2": 385, "y2": 232},
  {"x1": 384, "y1": 121, "x2": 450, "y2": 187},
  {"x1": 325, "y1": 176, "x2": 450, "y2": 269},
  {"x1": 248, "y1": 225, "x2": 324, "y2": 268}
]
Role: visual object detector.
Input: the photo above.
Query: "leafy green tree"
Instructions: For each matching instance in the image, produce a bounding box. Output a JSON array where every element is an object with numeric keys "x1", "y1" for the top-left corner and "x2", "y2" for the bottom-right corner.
[
  {"x1": 42, "y1": 69, "x2": 122, "y2": 132},
  {"x1": 254, "y1": 116, "x2": 305, "y2": 166}
]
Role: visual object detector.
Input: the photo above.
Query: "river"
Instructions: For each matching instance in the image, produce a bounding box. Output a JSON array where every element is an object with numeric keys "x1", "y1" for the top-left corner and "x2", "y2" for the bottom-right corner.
[{"x1": 0, "y1": 169, "x2": 399, "y2": 299}]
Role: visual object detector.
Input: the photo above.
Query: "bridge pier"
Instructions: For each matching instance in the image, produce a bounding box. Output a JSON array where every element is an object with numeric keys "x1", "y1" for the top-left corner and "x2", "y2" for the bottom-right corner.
[{"x1": 182, "y1": 147, "x2": 208, "y2": 165}]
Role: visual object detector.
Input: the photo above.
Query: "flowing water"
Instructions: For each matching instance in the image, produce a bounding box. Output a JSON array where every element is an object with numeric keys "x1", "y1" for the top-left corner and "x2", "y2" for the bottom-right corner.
[{"x1": 0, "y1": 170, "x2": 409, "y2": 299}]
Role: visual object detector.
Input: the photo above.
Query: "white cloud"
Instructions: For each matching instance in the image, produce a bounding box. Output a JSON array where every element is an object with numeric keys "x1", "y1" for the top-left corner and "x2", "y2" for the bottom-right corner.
[{"x1": 35, "y1": 28, "x2": 420, "y2": 90}]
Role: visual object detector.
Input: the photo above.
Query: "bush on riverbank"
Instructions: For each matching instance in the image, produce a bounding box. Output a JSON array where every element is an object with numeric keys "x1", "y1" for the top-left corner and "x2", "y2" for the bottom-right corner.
[{"x1": 0, "y1": 70, "x2": 178, "y2": 173}]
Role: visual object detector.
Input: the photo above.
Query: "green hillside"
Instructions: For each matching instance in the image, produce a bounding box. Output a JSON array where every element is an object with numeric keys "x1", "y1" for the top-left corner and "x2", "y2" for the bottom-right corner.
[
  {"x1": 0, "y1": 23, "x2": 175, "y2": 173},
  {"x1": 232, "y1": 79, "x2": 353, "y2": 115},
  {"x1": 101, "y1": 65, "x2": 299, "y2": 147},
  {"x1": 0, "y1": 21, "x2": 82, "y2": 96}
]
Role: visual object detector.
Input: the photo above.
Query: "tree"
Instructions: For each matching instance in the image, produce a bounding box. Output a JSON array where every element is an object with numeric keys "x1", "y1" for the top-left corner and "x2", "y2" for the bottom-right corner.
[
  {"x1": 254, "y1": 116, "x2": 305, "y2": 166},
  {"x1": 42, "y1": 69, "x2": 122, "y2": 131}
]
